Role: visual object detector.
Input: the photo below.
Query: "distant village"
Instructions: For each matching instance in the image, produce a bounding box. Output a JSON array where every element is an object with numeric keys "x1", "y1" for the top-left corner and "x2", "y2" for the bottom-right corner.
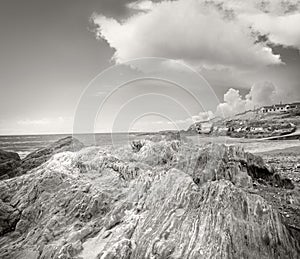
[
  {"x1": 191, "y1": 101, "x2": 300, "y2": 138},
  {"x1": 259, "y1": 102, "x2": 300, "y2": 114}
]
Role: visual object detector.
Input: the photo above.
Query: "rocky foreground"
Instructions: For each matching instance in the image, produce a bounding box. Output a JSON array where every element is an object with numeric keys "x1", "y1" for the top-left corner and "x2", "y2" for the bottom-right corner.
[{"x1": 0, "y1": 137, "x2": 300, "y2": 258}]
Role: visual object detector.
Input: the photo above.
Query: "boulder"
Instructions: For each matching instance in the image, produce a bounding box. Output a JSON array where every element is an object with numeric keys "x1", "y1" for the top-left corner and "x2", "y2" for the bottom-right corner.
[
  {"x1": 0, "y1": 149, "x2": 20, "y2": 162},
  {"x1": 0, "y1": 149, "x2": 21, "y2": 179}
]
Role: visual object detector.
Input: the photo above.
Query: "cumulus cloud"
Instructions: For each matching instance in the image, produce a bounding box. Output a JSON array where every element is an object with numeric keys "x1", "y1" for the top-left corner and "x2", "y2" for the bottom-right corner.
[
  {"x1": 211, "y1": 0, "x2": 300, "y2": 49},
  {"x1": 91, "y1": 0, "x2": 300, "y2": 121},
  {"x1": 216, "y1": 88, "x2": 249, "y2": 117},
  {"x1": 92, "y1": 0, "x2": 283, "y2": 70},
  {"x1": 245, "y1": 81, "x2": 278, "y2": 106},
  {"x1": 192, "y1": 111, "x2": 215, "y2": 122},
  {"x1": 242, "y1": 12, "x2": 300, "y2": 49},
  {"x1": 216, "y1": 81, "x2": 280, "y2": 117},
  {"x1": 127, "y1": 0, "x2": 154, "y2": 11}
]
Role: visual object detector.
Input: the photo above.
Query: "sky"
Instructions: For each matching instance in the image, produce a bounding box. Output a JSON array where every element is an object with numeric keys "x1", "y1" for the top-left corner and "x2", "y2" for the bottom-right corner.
[{"x1": 0, "y1": 0, "x2": 300, "y2": 135}]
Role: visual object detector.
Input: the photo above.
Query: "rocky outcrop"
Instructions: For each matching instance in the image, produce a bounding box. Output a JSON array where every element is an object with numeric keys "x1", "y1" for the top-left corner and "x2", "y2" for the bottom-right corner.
[
  {"x1": 0, "y1": 151, "x2": 113, "y2": 258},
  {"x1": 0, "y1": 136, "x2": 84, "y2": 179},
  {"x1": 0, "y1": 149, "x2": 20, "y2": 162},
  {"x1": 0, "y1": 139, "x2": 299, "y2": 258},
  {"x1": 19, "y1": 136, "x2": 84, "y2": 173},
  {"x1": 130, "y1": 176, "x2": 298, "y2": 258},
  {"x1": 0, "y1": 150, "x2": 21, "y2": 180},
  {"x1": 126, "y1": 140, "x2": 293, "y2": 189},
  {"x1": 176, "y1": 143, "x2": 294, "y2": 189}
]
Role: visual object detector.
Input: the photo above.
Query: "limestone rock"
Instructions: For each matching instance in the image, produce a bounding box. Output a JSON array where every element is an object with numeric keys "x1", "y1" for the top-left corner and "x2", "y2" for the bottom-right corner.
[{"x1": 0, "y1": 138, "x2": 299, "y2": 258}]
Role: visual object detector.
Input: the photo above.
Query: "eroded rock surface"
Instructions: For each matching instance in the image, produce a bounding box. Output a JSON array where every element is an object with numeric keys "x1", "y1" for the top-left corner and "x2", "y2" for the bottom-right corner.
[{"x1": 0, "y1": 139, "x2": 299, "y2": 258}]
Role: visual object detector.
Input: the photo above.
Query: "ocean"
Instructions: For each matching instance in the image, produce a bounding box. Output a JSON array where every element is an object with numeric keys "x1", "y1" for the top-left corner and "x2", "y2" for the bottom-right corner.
[
  {"x1": 2, "y1": 133, "x2": 299, "y2": 160},
  {"x1": 0, "y1": 133, "x2": 143, "y2": 159}
]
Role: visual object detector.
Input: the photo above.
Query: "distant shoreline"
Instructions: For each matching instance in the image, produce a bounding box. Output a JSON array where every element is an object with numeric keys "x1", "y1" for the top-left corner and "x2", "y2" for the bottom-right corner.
[{"x1": 0, "y1": 131, "x2": 153, "y2": 137}]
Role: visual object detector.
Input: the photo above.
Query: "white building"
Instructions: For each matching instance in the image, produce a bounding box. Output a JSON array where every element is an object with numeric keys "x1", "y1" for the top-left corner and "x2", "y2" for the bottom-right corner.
[{"x1": 259, "y1": 103, "x2": 299, "y2": 113}]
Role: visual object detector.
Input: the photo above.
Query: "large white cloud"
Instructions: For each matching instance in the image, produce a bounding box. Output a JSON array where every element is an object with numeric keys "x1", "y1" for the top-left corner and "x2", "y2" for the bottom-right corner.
[
  {"x1": 216, "y1": 88, "x2": 249, "y2": 117},
  {"x1": 192, "y1": 111, "x2": 215, "y2": 122},
  {"x1": 212, "y1": 0, "x2": 300, "y2": 49},
  {"x1": 92, "y1": 0, "x2": 283, "y2": 70},
  {"x1": 241, "y1": 12, "x2": 300, "y2": 49}
]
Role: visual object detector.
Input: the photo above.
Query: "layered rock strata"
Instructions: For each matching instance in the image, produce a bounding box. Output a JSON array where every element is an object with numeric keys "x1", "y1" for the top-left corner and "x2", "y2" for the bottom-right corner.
[{"x1": 0, "y1": 139, "x2": 299, "y2": 258}]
